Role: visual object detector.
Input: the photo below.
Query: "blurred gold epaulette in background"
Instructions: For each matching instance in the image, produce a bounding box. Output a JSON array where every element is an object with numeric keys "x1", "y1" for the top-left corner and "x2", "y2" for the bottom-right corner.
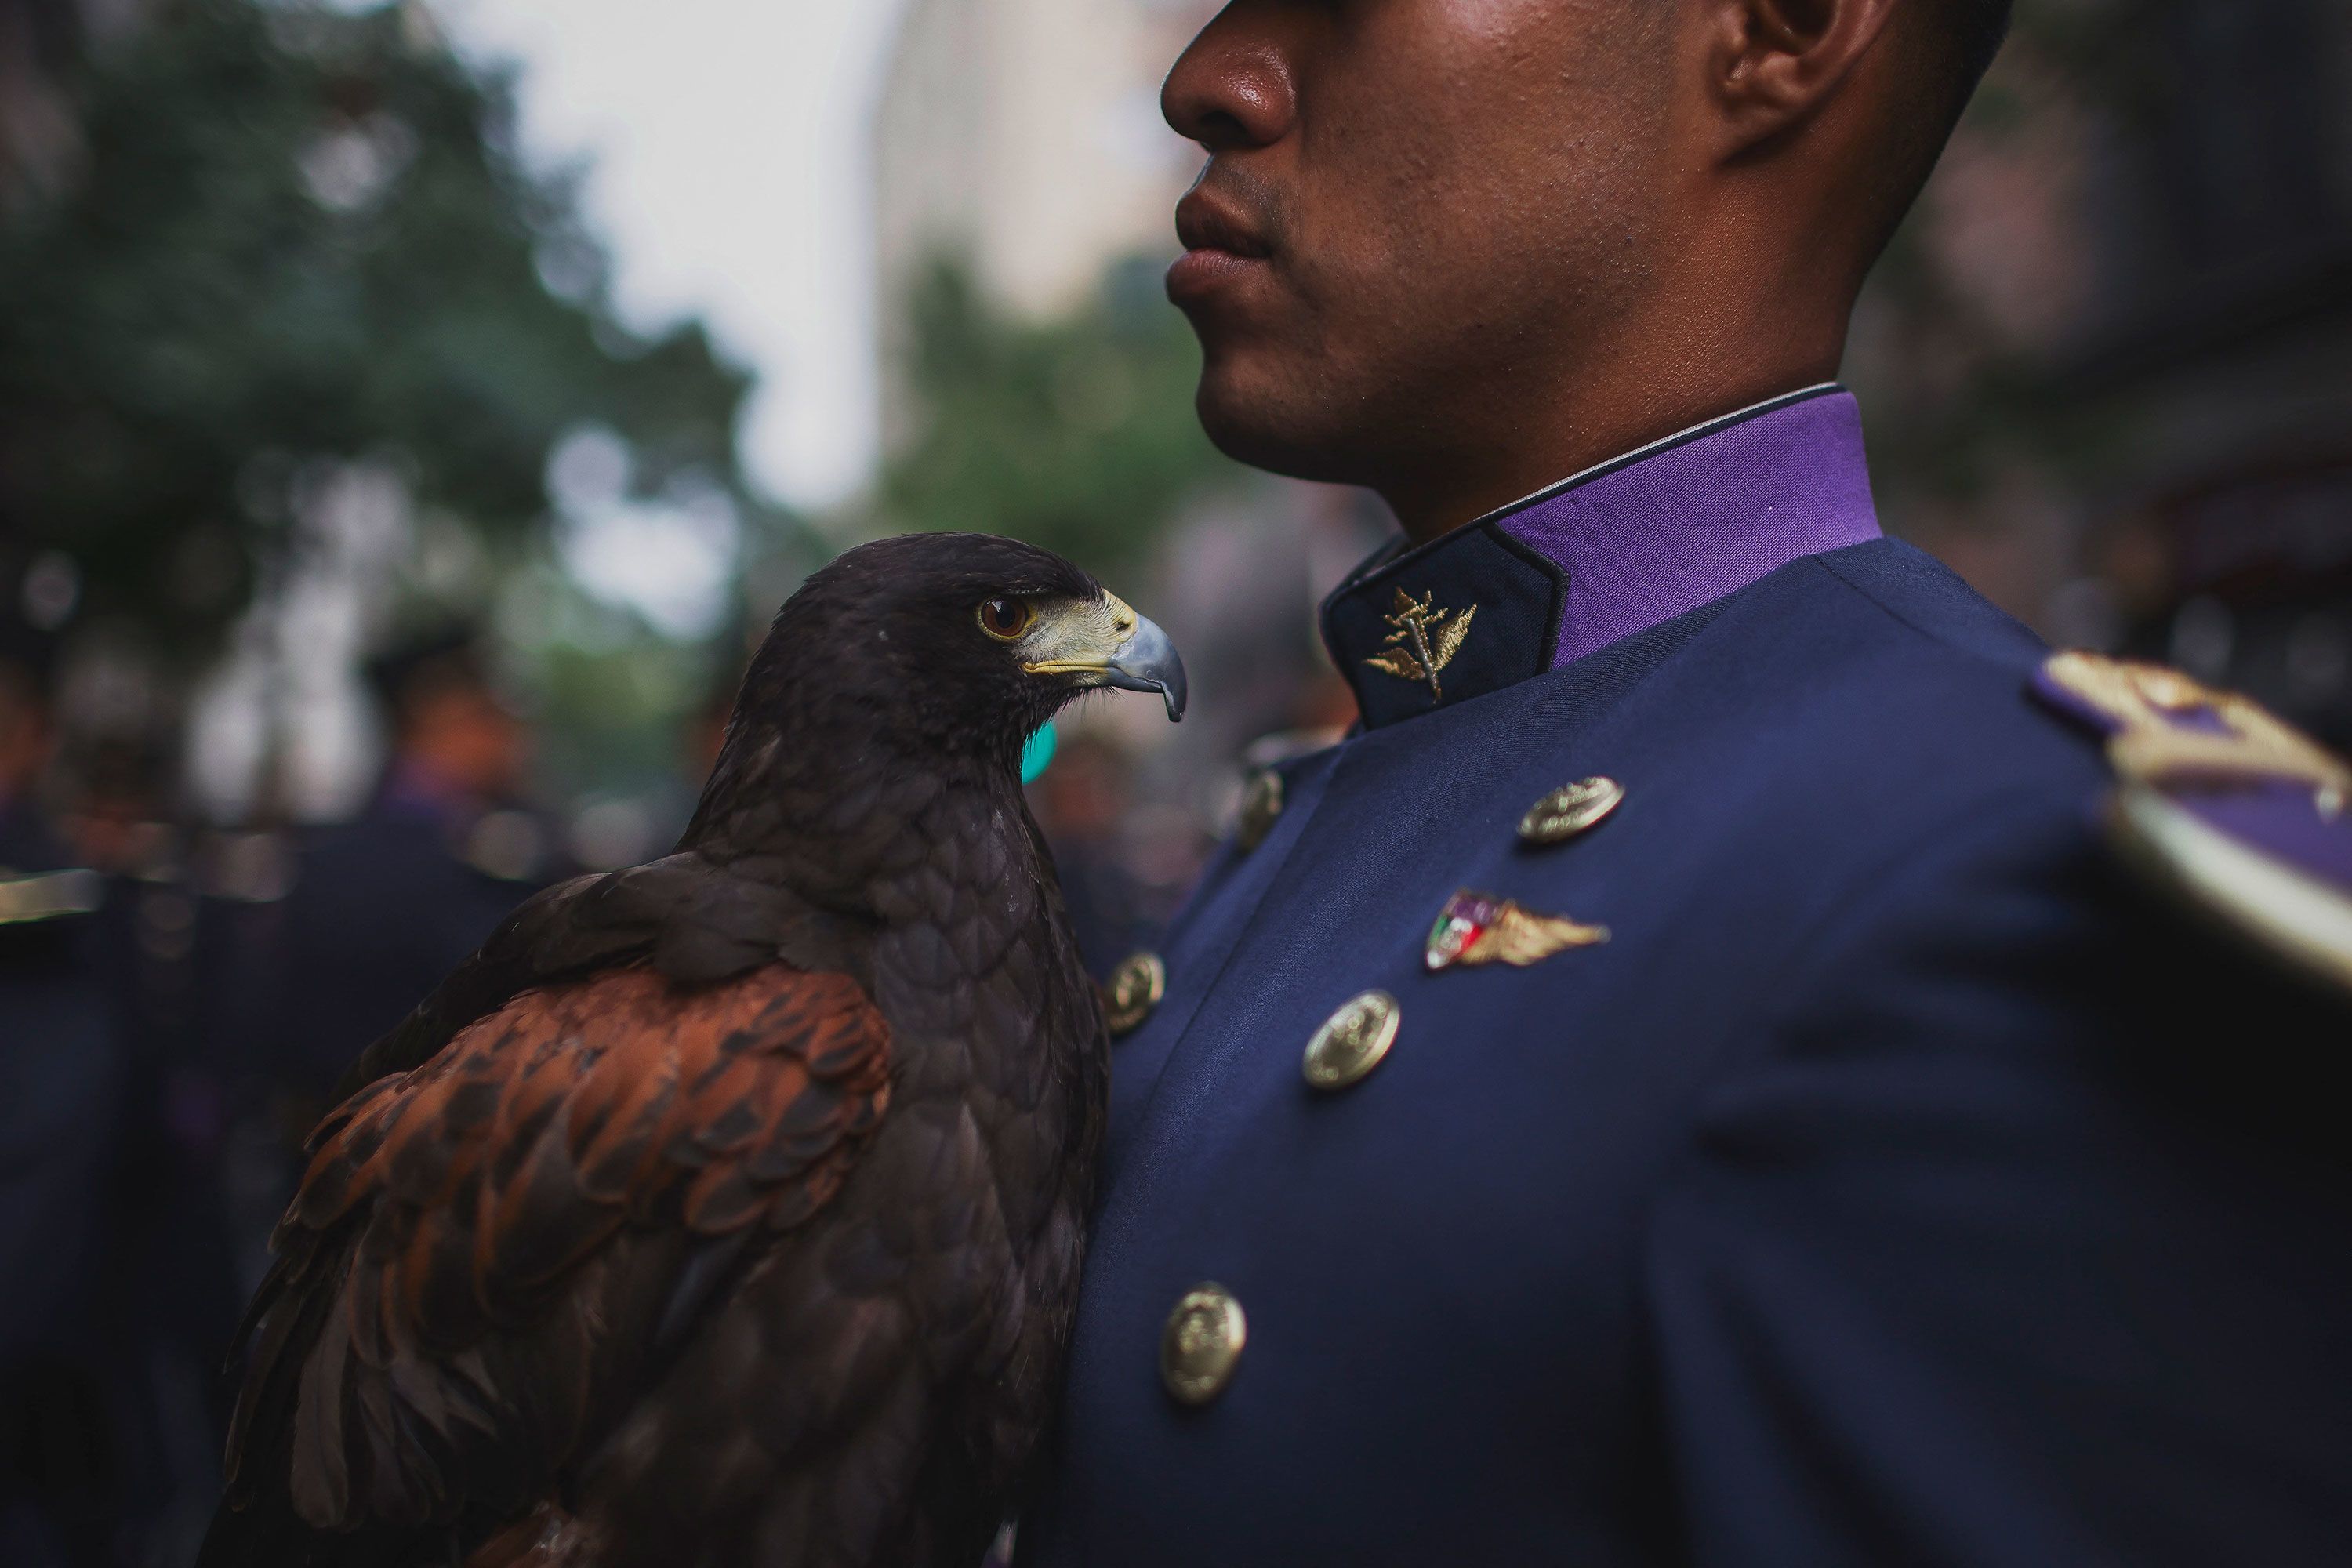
[
  {"x1": 0, "y1": 865, "x2": 103, "y2": 924},
  {"x1": 2035, "y1": 650, "x2": 2352, "y2": 1000}
]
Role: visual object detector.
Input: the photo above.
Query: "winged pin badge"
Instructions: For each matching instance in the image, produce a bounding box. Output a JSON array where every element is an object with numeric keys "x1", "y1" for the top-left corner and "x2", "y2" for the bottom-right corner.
[
  {"x1": 1425, "y1": 889, "x2": 1609, "y2": 971},
  {"x1": 1363, "y1": 587, "x2": 1477, "y2": 702}
]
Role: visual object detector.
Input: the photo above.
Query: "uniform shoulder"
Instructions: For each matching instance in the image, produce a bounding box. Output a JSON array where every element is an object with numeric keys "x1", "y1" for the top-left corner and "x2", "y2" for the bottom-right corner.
[
  {"x1": 1462, "y1": 538, "x2": 2119, "y2": 924},
  {"x1": 1485, "y1": 549, "x2": 2117, "y2": 998},
  {"x1": 1671, "y1": 537, "x2": 2107, "y2": 815},
  {"x1": 1798, "y1": 548, "x2": 2352, "y2": 995},
  {"x1": 1807, "y1": 535, "x2": 2053, "y2": 676},
  {"x1": 1809, "y1": 536, "x2": 2100, "y2": 786},
  {"x1": 1744, "y1": 619, "x2": 2352, "y2": 1011}
]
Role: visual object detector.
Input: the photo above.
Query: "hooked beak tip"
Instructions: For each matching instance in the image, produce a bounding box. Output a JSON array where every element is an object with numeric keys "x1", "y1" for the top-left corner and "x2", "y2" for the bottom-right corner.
[{"x1": 1102, "y1": 614, "x2": 1187, "y2": 723}]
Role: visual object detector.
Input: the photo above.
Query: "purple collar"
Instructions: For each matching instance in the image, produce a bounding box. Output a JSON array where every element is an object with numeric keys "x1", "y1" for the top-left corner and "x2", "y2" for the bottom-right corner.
[{"x1": 1319, "y1": 384, "x2": 1882, "y2": 728}]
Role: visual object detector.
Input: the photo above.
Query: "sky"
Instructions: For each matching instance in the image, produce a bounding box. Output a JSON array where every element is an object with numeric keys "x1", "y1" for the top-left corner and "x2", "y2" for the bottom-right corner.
[{"x1": 437, "y1": 0, "x2": 910, "y2": 513}]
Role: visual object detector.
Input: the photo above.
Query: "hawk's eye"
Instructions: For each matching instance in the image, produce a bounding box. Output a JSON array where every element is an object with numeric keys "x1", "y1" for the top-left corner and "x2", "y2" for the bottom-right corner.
[{"x1": 976, "y1": 597, "x2": 1034, "y2": 641}]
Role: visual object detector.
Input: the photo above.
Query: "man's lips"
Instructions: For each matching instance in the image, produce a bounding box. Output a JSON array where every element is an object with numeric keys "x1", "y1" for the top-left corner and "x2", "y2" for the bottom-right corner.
[
  {"x1": 1174, "y1": 189, "x2": 1270, "y2": 258},
  {"x1": 1168, "y1": 188, "x2": 1272, "y2": 303},
  {"x1": 1167, "y1": 247, "x2": 1265, "y2": 303}
]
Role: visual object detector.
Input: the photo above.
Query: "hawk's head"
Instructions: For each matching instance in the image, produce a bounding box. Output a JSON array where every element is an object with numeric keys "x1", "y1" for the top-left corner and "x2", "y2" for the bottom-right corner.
[{"x1": 727, "y1": 532, "x2": 1185, "y2": 777}]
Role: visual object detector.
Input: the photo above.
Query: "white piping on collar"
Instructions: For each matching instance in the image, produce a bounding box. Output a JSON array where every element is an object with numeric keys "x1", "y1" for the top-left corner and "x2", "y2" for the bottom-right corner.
[{"x1": 1469, "y1": 381, "x2": 1846, "y2": 528}]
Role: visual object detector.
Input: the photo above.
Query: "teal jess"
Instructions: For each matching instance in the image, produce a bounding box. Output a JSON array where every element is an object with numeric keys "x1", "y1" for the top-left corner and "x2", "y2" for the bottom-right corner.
[{"x1": 1020, "y1": 720, "x2": 1058, "y2": 785}]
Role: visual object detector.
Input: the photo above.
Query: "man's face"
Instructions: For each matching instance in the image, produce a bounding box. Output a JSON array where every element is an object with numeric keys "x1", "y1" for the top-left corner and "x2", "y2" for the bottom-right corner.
[{"x1": 1163, "y1": 0, "x2": 1676, "y2": 495}]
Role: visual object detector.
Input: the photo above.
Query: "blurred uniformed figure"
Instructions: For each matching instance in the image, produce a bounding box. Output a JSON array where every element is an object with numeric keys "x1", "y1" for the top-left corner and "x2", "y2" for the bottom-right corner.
[
  {"x1": 1029, "y1": 731, "x2": 1155, "y2": 980},
  {"x1": 266, "y1": 627, "x2": 569, "y2": 1118},
  {"x1": 0, "y1": 607, "x2": 125, "y2": 1567},
  {"x1": 1023, "y1": 0, "x2": 2352, "y2": 1560}
]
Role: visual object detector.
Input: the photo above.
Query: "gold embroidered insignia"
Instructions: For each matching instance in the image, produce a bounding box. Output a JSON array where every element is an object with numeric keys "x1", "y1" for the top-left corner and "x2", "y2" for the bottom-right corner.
[
  {"x1": 1363, "y1": 587, "x2": 1477, "y2": 701},
  {"x1": 1424, "y1": 889, "x2": 1608, "y2": 971}
]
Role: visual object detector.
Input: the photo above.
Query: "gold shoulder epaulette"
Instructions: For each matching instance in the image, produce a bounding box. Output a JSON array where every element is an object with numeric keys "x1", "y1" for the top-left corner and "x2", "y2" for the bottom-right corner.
[
  {"x1": 0, "y1": 866, "x2": 106, "y2": 926},
  {"x1": 2034, "y1": 650, "x2": 2352, "y2": 997}
]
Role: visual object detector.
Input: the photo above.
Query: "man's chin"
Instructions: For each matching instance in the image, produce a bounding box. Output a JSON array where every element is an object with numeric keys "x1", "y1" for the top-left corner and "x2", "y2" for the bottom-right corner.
[{"x1": 1192, "y1": 365, "x2": 1369, "y2": 487}]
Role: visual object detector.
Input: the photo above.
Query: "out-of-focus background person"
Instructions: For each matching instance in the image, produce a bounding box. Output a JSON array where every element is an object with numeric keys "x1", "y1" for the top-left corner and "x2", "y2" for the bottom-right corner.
[
  {"x1": 0, "y1": 0, "x2": 2343, "y2": 1563},
  {"x1": 262, "y1": 624, "x2": 570, "y2": 1121},
  {"x1": 0, "y1": 593, "x2": 125, "y2": 1568}
]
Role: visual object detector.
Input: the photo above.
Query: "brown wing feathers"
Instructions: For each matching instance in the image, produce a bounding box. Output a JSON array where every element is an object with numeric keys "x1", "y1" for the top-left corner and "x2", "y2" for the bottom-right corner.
[
  {"x1": 223, "y1": 963, "x2": 890, "y2": 1548},
  {"x1": 331, "y1": 857, "x2": 877, "y2": 1105}
]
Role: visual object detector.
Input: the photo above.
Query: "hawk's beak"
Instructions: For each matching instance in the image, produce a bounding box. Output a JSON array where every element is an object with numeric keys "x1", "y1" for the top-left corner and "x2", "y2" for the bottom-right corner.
[
  {"x1": 1024, "y1": 593, "x2": 1189, "y2": 722},
  {"x1": 1101, "y1": 613, "x2": 1187, "y2": 722}
]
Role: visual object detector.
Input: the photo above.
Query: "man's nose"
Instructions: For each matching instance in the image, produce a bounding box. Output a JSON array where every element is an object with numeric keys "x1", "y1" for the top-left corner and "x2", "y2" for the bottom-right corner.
[{"x1": 1161, "y1": 5, "x2": 1297, "y2": 153}]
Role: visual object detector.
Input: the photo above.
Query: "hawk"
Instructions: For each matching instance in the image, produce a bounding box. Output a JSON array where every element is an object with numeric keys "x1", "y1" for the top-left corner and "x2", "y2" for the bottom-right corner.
[{"x1": 201, "y1": 533, "x2": 1185, "y2": 1568}]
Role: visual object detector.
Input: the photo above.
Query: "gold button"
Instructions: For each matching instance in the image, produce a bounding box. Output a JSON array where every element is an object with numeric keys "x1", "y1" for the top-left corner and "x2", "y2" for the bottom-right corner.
[
  {"x1": 1235, "y1": 768, "x2": 1284, "y2": 851},
  {"x1": 1103, "y1": 951, "x2": 1166, "y2": 1039},
  {"x1": 1301, "y1": 989, "x2": 1399, "y2": 1091},
  {"x1": 1160, "y1": 1283, "x2": 1247, "y2": 1405},
  {"x1": 1517, "y1": 776, "x2": 1624, "y2": 844}
]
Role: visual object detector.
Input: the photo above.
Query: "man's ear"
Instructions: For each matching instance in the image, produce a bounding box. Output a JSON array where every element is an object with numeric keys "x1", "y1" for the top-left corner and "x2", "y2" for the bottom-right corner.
[{"x1": 1699, "y1": 0, "x2": 1903, "y2": 155}]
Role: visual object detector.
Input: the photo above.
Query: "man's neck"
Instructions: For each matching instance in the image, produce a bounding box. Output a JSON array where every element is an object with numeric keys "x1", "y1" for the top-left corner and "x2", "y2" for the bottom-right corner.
[{"x1": 1376, "y1": 310, "x2": 1848, "y2": 546}]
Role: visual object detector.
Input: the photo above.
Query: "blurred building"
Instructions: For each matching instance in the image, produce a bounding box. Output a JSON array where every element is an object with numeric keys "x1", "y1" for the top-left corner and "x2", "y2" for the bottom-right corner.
[{"x1": 873, "y1": 0, "x2": 1216, "y2": 445}]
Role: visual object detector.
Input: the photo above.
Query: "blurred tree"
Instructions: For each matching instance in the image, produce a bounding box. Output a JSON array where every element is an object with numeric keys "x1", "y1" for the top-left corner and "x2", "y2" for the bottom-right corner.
[
  {"x1": 877, "y1": 256, "x2": 1242, "y2": 577},
  {"x1": 0, "y1": 0, "x2": 789, "y2": 655}
]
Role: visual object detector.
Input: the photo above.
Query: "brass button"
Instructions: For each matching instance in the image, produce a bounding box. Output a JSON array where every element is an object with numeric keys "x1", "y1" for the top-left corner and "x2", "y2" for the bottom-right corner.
[
  {"x1": 1103, "y1": 951, "x2": 1166, "y2": 1039},
  {"x1": 1301, "y1": 989, "x2": 1399, "y2": 1091},
  {"x1": 1235, "y1": 768, "x2": 1284, "y2": 851},
  {"x1": 1518, "y1": 776, "x2": 1624, "y2": 844},
  {"x1": 1160, "y1": 1283, "x2": 1247, "y2": 1405}
]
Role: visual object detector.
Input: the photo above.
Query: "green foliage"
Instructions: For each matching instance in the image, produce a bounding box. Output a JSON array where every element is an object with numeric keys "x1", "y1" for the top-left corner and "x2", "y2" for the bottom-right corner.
[
  {"x1": 876, "y1": 256, "x2": 1241, "y2": 577},
  {"x1": 532, "y1": 620, "x2": 709, "y2": 791},
  {"x1": 0, "y1": 0, "x2": 768, "y2": 652}
]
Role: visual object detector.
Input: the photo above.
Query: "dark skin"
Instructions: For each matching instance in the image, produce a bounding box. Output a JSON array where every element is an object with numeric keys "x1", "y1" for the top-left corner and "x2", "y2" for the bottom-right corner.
[{"x1": 1163, "y1": 0, "x2": 1936, "y2": 544}]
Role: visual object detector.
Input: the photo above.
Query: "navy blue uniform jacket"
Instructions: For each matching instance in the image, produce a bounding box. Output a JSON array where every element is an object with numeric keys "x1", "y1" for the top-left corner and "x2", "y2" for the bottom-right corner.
[{"x1": 1025, "y1": 390, "x2": 2352, "y2": 1565}]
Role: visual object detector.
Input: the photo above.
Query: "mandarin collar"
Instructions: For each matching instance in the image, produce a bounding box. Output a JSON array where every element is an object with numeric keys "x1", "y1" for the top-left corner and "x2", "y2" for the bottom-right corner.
[{"x1": 1319, "y1": 384, "x2": 1882, "y2": 729}]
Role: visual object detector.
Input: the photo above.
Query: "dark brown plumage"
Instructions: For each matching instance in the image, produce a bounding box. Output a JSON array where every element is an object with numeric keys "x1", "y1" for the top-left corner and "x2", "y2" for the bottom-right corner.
[{"x1": 202, "y1": 533, "x2": 1185, "y2": 1568}]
